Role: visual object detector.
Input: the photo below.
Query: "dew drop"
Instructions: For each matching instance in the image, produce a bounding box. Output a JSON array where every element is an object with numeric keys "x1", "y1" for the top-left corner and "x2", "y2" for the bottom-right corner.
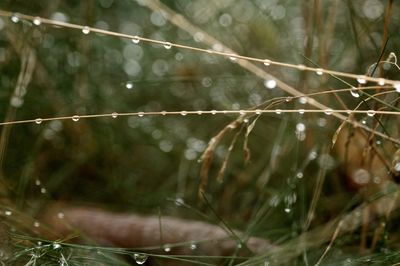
[
  {"x1": 10, "y1": 13, "x2": 20, "y2": 23},
  {"x1": 297, "y1": 64, "x2": 306, "y2": 70},
  {"x1": 296, "y1": 123, "x2": 306, "y2": 132},
  {"x1": 132, "y1": 36, "x2": 140, "y2": 44},
  {"x1": 284, "y1": 207, "x2": 291, "y2": 213},
  {"x1": 163, "y1": 42, "x2": 172, "y2": 49},
  {"x1": 126, "y1": 81, "x2": 134, "y2": 89},
  {"x1": 263, "y1": 59, "x2": 271, "y2": 66},
  {"x1": 296, "y1": 172, "x2": 304, "y2": 179},
  {"x1": 264, "y1": 79, "x2": 277, "y2": 89},
  {"x1": 57, "y1": 212, "x2": 65, "y2": 219},
  {"x1": 350, "y1": 87, "x2": 360, "y2": 98},
  {"x1": 275, "y1": 109, "x2": 282, "y2": 114},
  {"x1": 211, "y1": 110, "x2": 217, "y2": 115},
  {"x1": 138, "y1": 112, "x2": 144, "y2": 117},
  {"x1": 239, "y1": 110, "x2": 245, "y2": 115},
  {"x1": 229, "y1": 55, "x2": 237, "y2": 61},
  {"x1": 190, "y1": 243, "x2": 197, "y2": 250},
  {"x1": 244, "y1": 118, "x2": 249, "y2": 123},
  {"x1": 357, "y1": 76, "x2": 367, "y2": 84},
  {"x1": 197, "y1": 111, "x2": 203, "y2": 115},
  {"x1": 72, "y1": 115, "x2": 80, "y2": 122},
  {"x1": 82, "y1": 26, "x2": 90, "y2": 34},
  {"x1": 111, "y1": 112, "x2": 118, "y2": 118},
  {"x1": 237, "y1": 243, "x2": 242, "y2": 249},
  {"x1": 133, "y1": 253, "x2": 148, "y2": 265},
  {"x1": 315, "y1": 68, "x2": 323, "y2": 75},
  {"x1": 35, "y1": 118, "x2": 43, "y2": 124},
  {"x1": 35, "y1": 179, "x2": 41, "y2": 186},
  {"x1": 255, "y1": 109, "x2": 262, "y2": 115},
  {"x1": 367, "y1": 110, "x2": 375, "y2": 117},
  {"x1": 298, "y1": 109, "x2": 305, "y2": 114},
  {"x1": 324, "y1": 109, "x2": 333, "y2": 115},
  {"x1": 33, "y1": 17, "x2": 42, "y2": 26},
  {"x1": 377, "y1": 78, "x2": 385, "y2": 86},
  {"x1": 181, "y1": 111, "x2": 187, "y2": 116},
  {"x1": 4, "y1": 210, "x2": 12, "y2": 216},
  {"x1": 161, "y1": 111, "x2": 167, "y2": 115},
  {"x1": 41, "y1": 187, "x2": 46, "y2": 194},
  {"x1": 394, "y1": 83, "x2": 400, "y2": 92},
  {"x1": 299, "y1": 96, "x2": 307, "y2": 104},
  {"x1": 33, "y1": 221, "x2": 40, "y2": 228},
  {"x1": 53, "y1": 243, "x2": 61, "y2": 250},
  {"x1": 163, "y1": 244, "x2": 171, "y2": 252}
]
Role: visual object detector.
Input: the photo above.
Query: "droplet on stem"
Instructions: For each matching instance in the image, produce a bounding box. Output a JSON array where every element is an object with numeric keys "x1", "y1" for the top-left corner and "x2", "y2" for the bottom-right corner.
[
  {"x1": 133, "y1": 253, "x2": 148, "y2": 265},
  {"x1": 394, "y1": 83, "x2": 400, "y2": 92},
  {"x1": 111, "y1": 112, "x2": 118, "y2": 118},
  {"x1": 35, "y1": 118, "x2": 43, "y2": 124},
  {"x1": 10, "y1": 13, "x2": 20, "y2": 23},
  {"x1": 255, "y1": 109, "x2": 262, "y2": 115},
  {"x1": 367, "y1": 110, "x2": 375, "y2": 117},
  {"x1": 297, "y1": 64, "x2": 306, "y2": 70},
  {"x1": 350, "y1": 87, "x2": 360, "y2": 98},
  {"x1": 315, "y1": 68, "x2": 323, "y2": 75},
  {"x1": 72, "y1": 115, "x2": 80, "y2": 122},
  {"x1": 138, "y1": 112, "x2": 144, "y2": 117},
  {"x1": 82, "y1": 26, "x2": 90, "y2": 35},
  {"x1": 298, "y1": 109, "x2": 305, "y2": 114},
  {"x1": 377, "y1": 78, "x2": 385, "y2": 86},
  {"x1": 324, "y1": 109, "x2": 333, "y2": 115},
  {"x1": 33, "y1": 17, "x2": 42, "y2": 26},
  {"x1": 356, "y1": 75, "x2": 367, "y2": 84},
  {"x1": 275, "y1": 109, "x2": 282, "y2": 114},
  {"x1": 163, "y1": 42, "x2": 172, "y2": 49},
  {"x1": 132, "y1": 35, "x2": 140, "y2": 44},
  {"x1": 180, "y1": 111, "x2": 187, "y2": 116},
  {"x1": 263, "y1": 59, "x2": 271, "y2": 66}
]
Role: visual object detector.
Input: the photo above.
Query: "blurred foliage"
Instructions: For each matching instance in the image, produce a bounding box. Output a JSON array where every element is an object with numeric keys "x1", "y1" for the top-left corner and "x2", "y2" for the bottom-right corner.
[{"x1": 0, "y1": 0, "x2": 400, "y2": 265}]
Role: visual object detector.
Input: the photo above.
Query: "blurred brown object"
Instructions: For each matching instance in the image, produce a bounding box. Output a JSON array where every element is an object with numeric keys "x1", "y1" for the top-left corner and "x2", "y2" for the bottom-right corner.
[{"x1": 42, "y1": 204, "x2": 273, "y2": 265}]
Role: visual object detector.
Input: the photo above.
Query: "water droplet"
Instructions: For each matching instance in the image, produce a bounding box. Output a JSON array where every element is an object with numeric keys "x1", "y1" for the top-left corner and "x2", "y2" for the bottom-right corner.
[
  {"x1": 237, "y1": 243, "x2": 242, "y2": 249},
  {"x1": 264, "y1": 79, "x2": 277, "y2": 89},
  {"x1": 163, "y1": 244, "x2": 171, "y2": 252},
  {"x1": 82, "y1": 26, "x2": 90, "y2": 34},
  {"x1": 33, "y1": 222, "x2": 40, "y2": 228},
  {"x1": 133, "y1": 253, "x2": 148, "y2": 265},
  {"x1": 394, "y1": 162, "x2": 400, "y2": 172},
  {"x1": 350, "y1": 87, "x2": 360, "y2": 98},
  {"x1": 33, "y1": 17, "x2": 42, "y2": 26},
  {"x1": 239, "y1": 110, "x2": 245, "y2": 115},
  {"x1": 315, "y1": 68, "x2": 323, "y2": 75},
  {"x1": 132, "y1": 36, "x2": 140, "y2": 44},
  {"x1": 197, "y1": 111, "x2": 203, "y2": 115},
  {"x1": 138, "y1": 112, "x2": 144, "y2": 117},
  {"x1": 161, "y1": 111, "x2": 167, "y2": 115},
  {"x1": 35, "y1": 179, "x2": 41, "y2": 186},
  {"x1": 57, "y1": 212, "x2": 65, "y2": 219},
  {"x1": 211, "y1": 110, "x2": 217, "y2": 115},
  {"x1": 190, "y1": 243, "x2": 197, "y2": 250},
  {"x1": 299, "y1": 97, "x2": 307, "y2": 104},
  {"x1": 11, "y1": 13, "x2": 20, "y2": 23},
  {"x1": 255, "y1": 109, "x2": 262, "y2": 115},
  {"x1": 263, "y1": 59, "x2": 271, "y2": 66},
  {"x1": 285, "y1": 97, "x2": 292, "y2": 102},
  {"x1": 357, "y1": 76, "x2": 367, "y2": 84},
  {"x1": 126, "y1": 81, "x2": 134, "y2": 89},
  {"x1": 229, "y1": 55, "x2": 237, "y2": 61},
  {"x1": 298, "y1": 109, "x2": 305, "y2": 114},
  {"x1": 111, "y1": 112, "x2": 118, "y2": 118},
  {"x1": 296, "y1": 123, "x2": 306, "y2": 132},
  {"x1": 275, "y1": 109, "x2": 282, "y2": 114},
  {"x1": 324, "y1": 109, "x2": 333, "y2": 115},
  {"x1": 243, "y1": 118, "x2": 249, "y2": 123},
  {"x1": 72, "y1": 115, "x2": 80, "y2": 122},
  {"x1": 284, "y1": 207, "x2": 291, "y2": 213},
  {"x1": 367, "y1": 110, "x2": 375, "y2": 117},
  {"x1": 163, "y1": 42, "x2": 172, "y2": 49},
  {"x1": 4, "y1": 210, "x2": 12, "y2": 216},
  {"x1": 377, "y1": 78, "x2": 385, "y2": 86},
  {"x1": 53, "y1": 243, "x2": 61, "y2": 249},
  {"x1": 180, "y1": 111, "x2": 187, "y2": 116},
  {"x1": 41, "y1": 187, "x2": 46, "y2": 194},
  {"x1": 35, "y1": 118, "x2": 43, "y2": 124},
  {"x1": 297, "y1": 64, "x2": 306, "y2": 70},
  {"x1": 296, "y1": 172, "x2": 303, "y2": 179},
  {"x1": 394, "y1": 83, "x2": 400, "y2": 92}
]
